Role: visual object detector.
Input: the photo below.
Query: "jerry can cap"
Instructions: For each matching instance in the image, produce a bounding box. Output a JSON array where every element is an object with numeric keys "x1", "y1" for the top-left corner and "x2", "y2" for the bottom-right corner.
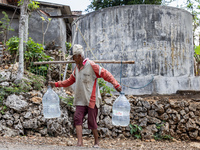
[{"x1": 120, "y1": 92, "x2": 125, "y2": 95}]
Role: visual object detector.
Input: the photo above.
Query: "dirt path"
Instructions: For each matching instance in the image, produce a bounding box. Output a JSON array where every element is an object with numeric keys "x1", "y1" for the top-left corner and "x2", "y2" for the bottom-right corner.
[{"x1": 0, "y1": 136, "x2": 200, "y2": 150}]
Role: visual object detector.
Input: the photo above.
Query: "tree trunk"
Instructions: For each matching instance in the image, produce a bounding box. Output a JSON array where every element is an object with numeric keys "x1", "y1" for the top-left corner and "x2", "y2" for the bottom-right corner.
[
  {"x1": 24, "y1": 14, "x2": 29, "y2": 43},
  {"x1": 17, "y1": 0, "x2": 29, "y2": 81}
]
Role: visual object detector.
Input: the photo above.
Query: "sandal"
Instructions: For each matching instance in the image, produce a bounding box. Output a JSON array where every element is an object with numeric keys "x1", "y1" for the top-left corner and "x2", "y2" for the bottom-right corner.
[{"x1": 93, "y1": 144, "x2": 99, "y2": 148}]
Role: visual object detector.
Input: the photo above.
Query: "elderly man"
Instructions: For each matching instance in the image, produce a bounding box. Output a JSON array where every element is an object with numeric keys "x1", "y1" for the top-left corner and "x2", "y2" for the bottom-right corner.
[{"x1": 49, "y1": 44, "x2": 122, "y2": 148}]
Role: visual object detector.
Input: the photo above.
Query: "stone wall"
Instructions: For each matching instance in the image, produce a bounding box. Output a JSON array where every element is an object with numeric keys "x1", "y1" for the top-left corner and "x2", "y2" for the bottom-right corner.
[{"x1": 0, "y1": 68, "x2": 200, "y2": 141}]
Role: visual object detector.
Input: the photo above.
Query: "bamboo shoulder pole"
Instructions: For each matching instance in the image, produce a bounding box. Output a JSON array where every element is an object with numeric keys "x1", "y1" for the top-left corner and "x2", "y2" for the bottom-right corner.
[{"x1": 33, "y1": 60, "x2": 135, "y2": 65}]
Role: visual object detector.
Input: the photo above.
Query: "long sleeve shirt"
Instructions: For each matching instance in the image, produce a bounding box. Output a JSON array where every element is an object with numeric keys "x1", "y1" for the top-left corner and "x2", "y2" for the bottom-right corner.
[{"x1": 55, "y1": 58, "x2": 120, "y2": 108}]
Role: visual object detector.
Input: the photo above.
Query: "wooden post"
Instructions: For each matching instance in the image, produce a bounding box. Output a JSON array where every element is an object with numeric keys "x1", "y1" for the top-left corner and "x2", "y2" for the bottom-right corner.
[{"x1": 33, "y1": 60, "x2": 135, "y2": 65}]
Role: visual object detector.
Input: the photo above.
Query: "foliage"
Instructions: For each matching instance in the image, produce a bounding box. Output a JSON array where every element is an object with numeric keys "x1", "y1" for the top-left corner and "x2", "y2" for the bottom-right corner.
[
  {"x1": 59, "y1": 96, "x2": 74, "y2": 106},
  {"x1": 6, "y1": 36, "x2": 53, "y2": 76},
  {"x1": 65, "y1": 42, "x2": 72, "y2": 53},
  {"x1": 129, "y1": 124, "x2": 142, "y2": 139},
  {"x1": 18, "y1": 0, "x2": 40, "y2": 11},
  {"x1": 6, "y1": 36, "x2": 19, "y2": 56},
  {"x1": 185, "y1": 0, "x2": 200, "y2": 41},
  {"x1": 154, "y1": 122, "x2": 173, "y2": 140},
  {"x1": 195, "y1": 46, "x2": 200, "y2": 66},
  {"x1": 26, "y1": 72, "x2": 45, "y2": 91},
  {"x1": 86, "y1": 0, "x2": 162, "y2": 11},
  {"x1": 98, "y1": 78, "x2": 115, "y2": 96},
  {"x1": 195, "y1": 45, "x2": 200, "y2": 55},
  {"x1": 0, "y1": 11, "x2": 14, "y2": 45},
  {"x1": 28, "y1": 0, "x2": 40, "y2": 11},
  {"x1": 0, "y1": 106, "x2": 7, "y2": 115},
  {"x1": 65, "y1": 42, "x2": 72, "y2": 70},
  {"x1": 0, "y1": 72, "x2": 45, "y2": 106}
]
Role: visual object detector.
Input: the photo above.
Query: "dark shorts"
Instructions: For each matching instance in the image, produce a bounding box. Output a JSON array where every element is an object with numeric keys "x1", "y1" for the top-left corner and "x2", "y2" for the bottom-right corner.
[{"x1": 74, "y1": 105, "x2": 98, "y2": 129}]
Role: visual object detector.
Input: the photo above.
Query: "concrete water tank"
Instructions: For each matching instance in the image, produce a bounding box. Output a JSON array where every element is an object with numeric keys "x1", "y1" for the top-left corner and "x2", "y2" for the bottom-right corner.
[{"x1": 72, "y1": 5, "x2": 198, "y2": 95}]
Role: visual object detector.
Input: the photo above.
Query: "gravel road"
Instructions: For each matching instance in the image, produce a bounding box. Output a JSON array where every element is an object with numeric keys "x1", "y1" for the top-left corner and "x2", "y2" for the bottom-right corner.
[{"x1": 0, "y1": 136, "x2": 200, "y2": 150}]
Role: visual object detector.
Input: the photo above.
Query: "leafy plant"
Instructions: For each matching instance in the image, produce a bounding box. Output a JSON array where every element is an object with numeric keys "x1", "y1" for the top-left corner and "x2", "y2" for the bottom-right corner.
[
  {"x1": 154, "y1": 122, "x2": 173, "y2": 140},
  {"x1": 0, "y1": 106, "x2": 7, "y2": 115},
  {"x1": 6, "y1": 36, "x2": 53, "y2": 76},
  {"x1": 59, "y1": 96, "x2": 74, "y2": 106},
  {"x1": 129, "y1": 124, "x2": 142, "y2": 139},
  {"x1": 28, "y1": 0, "x2": 40, "y2": 11},
  {"x1": 0, "y1": 11, "x2": 14, "y2": 46},
  {"x1": 98, "y1": 78, "x2": 115, "y2": 96}
]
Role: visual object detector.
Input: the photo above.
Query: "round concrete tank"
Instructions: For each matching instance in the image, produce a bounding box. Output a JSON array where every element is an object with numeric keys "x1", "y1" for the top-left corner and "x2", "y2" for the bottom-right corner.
[{"x1": 72, "y1": 5, "x2": 194, "y2": 95}]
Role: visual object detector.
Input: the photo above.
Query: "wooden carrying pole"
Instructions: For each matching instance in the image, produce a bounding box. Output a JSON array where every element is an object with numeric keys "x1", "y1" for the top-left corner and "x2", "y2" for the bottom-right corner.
[{"x1": 33, "y1": 60, "x2": 135, "y2": 65}]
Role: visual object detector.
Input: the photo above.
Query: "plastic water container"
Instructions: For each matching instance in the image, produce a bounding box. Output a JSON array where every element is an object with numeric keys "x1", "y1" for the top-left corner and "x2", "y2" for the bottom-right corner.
[
  {"x1": 42, "y1": 85, "x2": 61, "y2": 118},
  {"x1": 112, "y1": 92, "x2": 130, "y2": 126}
]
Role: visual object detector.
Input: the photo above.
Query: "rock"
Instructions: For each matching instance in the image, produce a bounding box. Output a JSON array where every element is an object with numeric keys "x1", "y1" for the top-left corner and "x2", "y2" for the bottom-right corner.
[
  {"x1": 6, "y1": 120, "x2": 13, "y2": 127},
  {"x1": 177, "y1": 123, "x2": 186, "y2": 132},
  {"x1": 133, "y1": 107, "x2": 147, "y2": 113},
  {"x1": 103, "y1": 116, "x2": 112, "y2": 129},
  {"x1": 104, "y1": 97, "x2": 114, "y2": 105},
  {"x1": 195, "y1": 110, "x2": 200, "y2": 116},
  {"x1": 189, "y1": 103, "x2": 197, "y2": 112},
  {"x1": 5, "y1": 94, "x2": 28, "y2": 112},
  {"x1": 3, "y1": 112, "x2": 14, "y2": 120},
  {"x1": 172, "y1": 113, "x2": 180, "y2": 122},
  {"x1": 185, "y1": 107, "x2": 189, "y2": 113},
  {"x1": 29, "y1": 91, "x2": 43, "y2": 97},
  {"x1": 39, "y1": 128, "x2": 47, "y2": 136},
  {"x1": 189, "y1": 130, "x2": 198, "y2": 139},
  {"x1": 159, "y1": 113, "x2": 169, "y2": 121},
  {"x1": 99, "y1": 127, "x2": 112, "y2": 137},
  {"x1": 31, "y1": 97, "x2": 42, "y2": 104},
  {"x1": 147, "y1": 116, "x2": 161, "y2": 124},
  {"x1": 148, "y1": 110, "x2": 158, "y2": 117},
  {"x1": 23, "y1": 118, "x2": 38, "y2": 129},
  {"x1": 82, "y1": 129, "x2": 91, "y2": 135},
  {"x1": 141, "y1": 101, "x2": 151, "y2": 109},
  {"x1": 152, "y1": 104, "x2": 164, "y2": 114},
  {"x1": 0, "y1": 71, "x2": 11, "y2": 80},
  {"x1": 186, "y1": 119, "x2": 197, "y2": 131},
  {"x1": 189, "y1": 112, "x2": 196, "y2": 118},
  {"x1": 0, "y1": 82, "x2": 9, "y2": 87},
  {"x1": 139, "y1": 117, "x2": 148, "y2": 127},
  {"x1": 166, "y1": 108, "x2": 177, "y2": 114},
  {"x1": 183, "y1": 114, "x2": 189, "y2": 120},
  {"x1": 180, "y1": 110, "x2": 186, "y2": 116},
  {"x1": 141, "y1": 124, "x2": 157, "y2": 140},
  {"x1": 101, "y1": 105, "x2": 112, "y2": 115},
  {"x1": 137, "y1": 112, "x2": 147, "y2": 117},
  {"x1": 180, "y1": 133, "x2": 190, "y2": 141},
  {"x1": 24, "y1": 112, "x2": 32, "y2": 119},
  {"x1": 195, "y1": 117, "x2": 200, "y2": 125},
  {"x1": 161, "y1": 122, "x2": 170, "y2": 134},
  {"x1": 14, "y1": 121, "x2": 24, "y2": 135}
]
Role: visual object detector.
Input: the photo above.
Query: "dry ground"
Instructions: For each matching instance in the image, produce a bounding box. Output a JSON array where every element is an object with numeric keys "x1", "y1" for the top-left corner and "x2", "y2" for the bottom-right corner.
[{"x1": 0, "y1": 135, "x2": 200, "y2": 150}]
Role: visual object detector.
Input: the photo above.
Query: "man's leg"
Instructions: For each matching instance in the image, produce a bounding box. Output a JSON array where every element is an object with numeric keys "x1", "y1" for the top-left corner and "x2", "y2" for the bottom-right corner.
[
  {"x1": 88, "y1": 105, "x2": 99, "y2": 146},
  {"x1": 92, "y1": 129, "x2": 99, "y2": 146},
  {"x1": 74, "y1": 106, "x2": 87, "y2": 146},
  {"x1": 76, "y1": 125, "x2": 83, "y2": 146}
]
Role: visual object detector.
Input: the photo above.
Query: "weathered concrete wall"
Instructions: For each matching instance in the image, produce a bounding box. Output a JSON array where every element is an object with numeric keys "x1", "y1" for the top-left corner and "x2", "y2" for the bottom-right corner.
[
  {"x1": 29, "y1": 6, "x2": 66, "y2": 52},
  {"x1": 0, "y1": 6, "x2": 66, "y2": 52},
  {"x1": 0, "y1": 8, "x2": 19, "y2": 42},
  {"x1": 72, "y1": 5, "x2": 197, "y2": 95}
]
